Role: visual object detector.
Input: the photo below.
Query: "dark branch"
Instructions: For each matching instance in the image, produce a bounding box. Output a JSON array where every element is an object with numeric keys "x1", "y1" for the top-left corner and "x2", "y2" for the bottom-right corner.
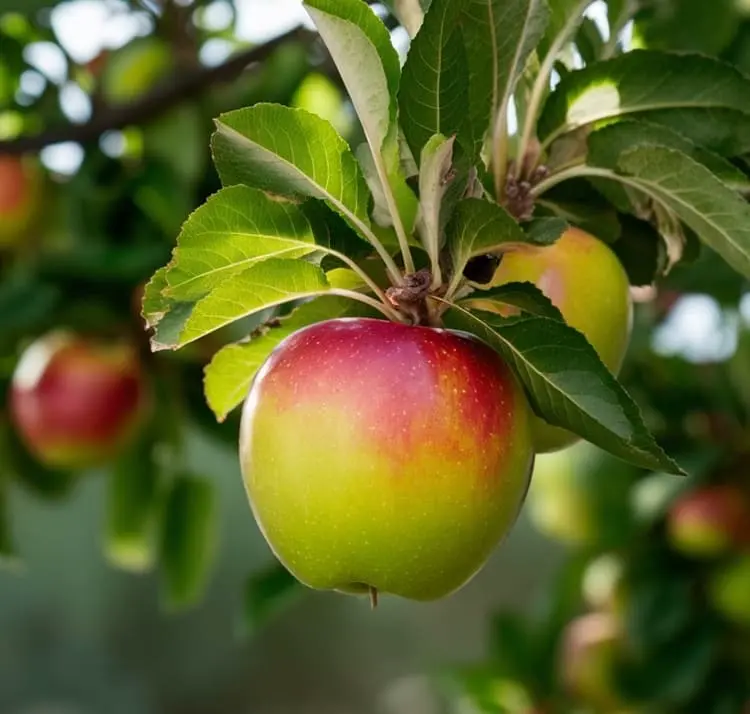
[{"x1": 0, "y1": 26, "x2": 309, "y2": 156}]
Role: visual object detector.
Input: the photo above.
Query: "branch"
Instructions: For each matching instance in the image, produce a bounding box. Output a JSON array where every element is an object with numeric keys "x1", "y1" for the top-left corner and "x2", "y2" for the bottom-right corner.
[{"x1": 0, "y1": 26, "x2": 309, "y2": 156}]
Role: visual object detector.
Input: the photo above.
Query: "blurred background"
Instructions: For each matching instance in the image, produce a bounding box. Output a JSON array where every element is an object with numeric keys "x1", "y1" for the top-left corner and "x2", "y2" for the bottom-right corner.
[{"x1": 3, "y1": 1, "x2": 750, "y2": 712}]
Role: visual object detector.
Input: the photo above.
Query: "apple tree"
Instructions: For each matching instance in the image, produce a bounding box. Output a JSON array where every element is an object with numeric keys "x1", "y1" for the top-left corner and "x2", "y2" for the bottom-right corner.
[{"x1": 3, "y1": 0, "x2": 750, "y2": 710}]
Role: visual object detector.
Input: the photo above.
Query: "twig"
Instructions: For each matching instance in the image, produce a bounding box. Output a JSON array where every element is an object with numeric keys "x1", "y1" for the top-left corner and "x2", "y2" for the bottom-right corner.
[{"x1": 0, "y1": 26, "x2": 309, "y2": 155}]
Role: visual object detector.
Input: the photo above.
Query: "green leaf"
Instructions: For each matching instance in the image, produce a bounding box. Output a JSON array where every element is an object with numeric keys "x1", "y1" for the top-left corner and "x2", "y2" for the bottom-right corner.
[
  {"x1": 204, "y1": 295, "x2": 376, "y2": 421},
  {"x1": 459, "y1": 282, "x2": 563, "y2": 320},
  {"x1": 304, "y1": 0, "x2": 418, "y2": 235},
  {"x1": 382, "y1": 0, "x2": 429, "y2": 36},
  {"x1": 461, "y1": 0, "x2": 550, "y2": 154},
  {"x1": 416, "y1": 134, "x2": 457, "y2": 268},
  {"x1": 524, "y1": 216, "x2": 568, "y2": 245},
  {"x1": 443, "y1": 304, "x2": 683, "y2": 473},
  {"x1": 104, "y1": 435, "x2": 163, "y2": 574},
  {"x1": 399, "y1": 0, "x2": 472, "y2": 160},
  {"x1": 598, "y1": 146, "x2": 750, "y2": 280},
  {"x1": 164, "y1": 187, "x2": 318, "y2": 302},
  {"x1": 446, "y1": 198, "x2": 556, "y2": 287},
  {"x1": 241, "y1": 563, "x2": 303, "y2": 635},
  {"x1": 155, "y1": 259, "x2": 333, "y2": 351},
  {"x1": 211, "y1": 104, "x2": 374, "y2": 244},
  {"x1": 0, "y1": 467, "x2": 19, "y2": 572},
  {"x1": 539, "y1": 51, "x2": 750, "y2": 147},
  {"x1": 634, "y1": 0, "x2": 739, "y2": 56},
  {"x1": 160, "y1": 474, "x2": 218, "y2": 612},
  {"x1": 588, "y1": 120, "x2": 750, "y2": 192}
]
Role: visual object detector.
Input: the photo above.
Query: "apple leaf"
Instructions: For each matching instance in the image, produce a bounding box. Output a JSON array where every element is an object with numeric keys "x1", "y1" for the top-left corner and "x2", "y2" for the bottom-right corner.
[
  {"x1": 539, "y1": 51, "x2": 750, "y2": 148},
  {"x1": 304, "y1": 0, "x2": 418, "y2": 236},
  {"x1": 159, "y1": 474, "x2": 218, "y2": 612},
  {"x1": 459, "y1": 282, "x2": 563, "y2": 319},
  {"x1": 162, "y1": 187, "x2": 319, "y2": 302},
  {"x1": 588, "y1": 146, "x2": 750, "y2": 280},
  {"x1": 637, "y1": 108, "x2": 750, "y2": 158},
  {"x1": 161, "y1": 259, "x2": 336, "y2": 351},
  {"x1": 204, "y1": 295, "x2": 376, "y2": 421},
  {"x1": 587, "y1": 121, "x2": 750, "y2": 193},
  {"x1": 399, "y1": 0, "x2": 472, "y2": 160},
  {"x1": 211, "y1": 105, "x2": 375, "y2": 247},
  {"x1": 447, "y1": 199, "x2": 558, "y2": 287},
  {"x1": 417, "y1": 134, "x2": 457, "y2": 269},
  {"x1": 105, "y1": 434, "x2": 162, "y2": 574},
  {"x1": 444, "y1": 304, "x2": 683, "y2": 474},
  {"x1": 524, "y1": 217, "x2": 568, "y2": 245},
  {"x1": 461, "y1": 0, "x2": 550, "y2": 154},
  {"x1": 381, "y1": 0, "x2": 429, "y2": 36}
]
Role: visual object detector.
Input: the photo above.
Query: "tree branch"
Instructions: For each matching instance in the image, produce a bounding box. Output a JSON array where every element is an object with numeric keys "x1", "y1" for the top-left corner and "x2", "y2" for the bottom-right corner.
[{"x1": 0, "y1": 26, "x2": 309, "y2": 156}]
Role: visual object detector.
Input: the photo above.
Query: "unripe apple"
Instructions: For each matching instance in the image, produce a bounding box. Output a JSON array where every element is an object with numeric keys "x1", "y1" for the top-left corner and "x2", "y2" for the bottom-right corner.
[
  {"x1": 527, "y1": 440, "x2": 638, "y2": 549},
  {"x1": 490, "y1": 228, "x2": 633, "y2": 452},
  {"x1": 0, "y1": 155, "x2": 43, "y2": 248},
  {"x1": 101, "y1": 37, "x2": 173, "y2": 105},
  {"x1": 239, "y1": 318, "x2": 534, "y2": 601},
  {"x1": 708, "y1": 555, "x2": 750, "y2": 626},
  {"x1": 561, "y1": 612, "x2": 624, "y2": 711},
  {"x1": 667, "y1": 485, "x2": 750, "y2": 558},
  {"x1": 9, "y1": 331, "x2": 150, "y2": 470}
]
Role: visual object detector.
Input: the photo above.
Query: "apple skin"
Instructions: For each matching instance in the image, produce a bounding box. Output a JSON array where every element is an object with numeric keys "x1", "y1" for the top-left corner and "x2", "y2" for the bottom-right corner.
[
  {"x1": 9, "y1": 331, "x2": 150, "y2": 470},
  {"x1": 667, "y1": 485, "x2": 750, "y2": 558},
  {"x1": 239, "y1": 318, "x2": 535, "y2": 601},
  {"x1": 101, "y1": 37, "x2": 173, "y2": 105},
  {"x1": 708, "y1": 555, "x2": 750, "y2": 626},
  {"x1": 0, "y1": 155, "x2": 42, "y2": 248},
  {"x1": 489, "y1": 227, "x2": 633, "y2": 453}
]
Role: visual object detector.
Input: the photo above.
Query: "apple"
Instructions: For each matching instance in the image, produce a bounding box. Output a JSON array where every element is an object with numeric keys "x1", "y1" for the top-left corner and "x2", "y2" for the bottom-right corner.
[
  {"x1": 101, "y1": 37, "x2": 173, "y2": 105},
  {"x1": 526, "y1": 440, "x2": 638, "y2": 548},
  {"x1": 9, "y1": 331, "x2": 150, "y2": 470},
  {"x1": 239, "y1": 318, "x2": 534, "y2": 602},
  {"x1": 708, "y1": 555, "x2": 750, "y2": 626},
  {"x1": 0, "y1": 155, "x2": 42, "y2": 248},
  {"x1": 667, "y1": 485, "x2": 750, "y2": 558},
  {"x1": 561, "y1": 612, "x2": 625, "y2": 711},
  {"x1": 490, "y1": 227, "x2": 632, "y2": 452}
]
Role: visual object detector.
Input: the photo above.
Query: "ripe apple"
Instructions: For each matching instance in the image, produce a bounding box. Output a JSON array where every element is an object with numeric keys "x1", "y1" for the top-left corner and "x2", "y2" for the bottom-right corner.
[
  {"x1": 561, "y1": 612, "x2": 625, "y2": 711},
  {"x1": 101, "y1": 37, "x2": 173, "y2": 105},
  {"x1": 490, "y1": 227, "x2": 633, "y2": 452},
  {"x1": 527, "y1": 440, "x2": 638, "y2": 548},
  {"x1": 0, "y1": 155, "x2": 42, "y2": 248},
  {"x1": 9, "y1": 331, "x2": 150, "y2": 470},
  {"x1": 667, "y1": 485, "x2": 750, "y2": 558},
  {"x1": 239, "y1": 318, "x2": 534, "y2": 601},
  {"x1": 708, "y1": 555, "x2": 750, "y2": 626}
]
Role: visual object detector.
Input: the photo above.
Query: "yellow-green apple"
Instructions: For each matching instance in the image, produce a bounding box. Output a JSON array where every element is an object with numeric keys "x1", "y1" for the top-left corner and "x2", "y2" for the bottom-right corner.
[
  {"x1": 667, "y1": 485, "x2": 750, "y2": 558},
  {"x1": 0, "y1": 155, "x2": 43, "y2": 248},
  {"x1": 9, "y1": 331, "x2": 150, "y2": 470},
  {"x1": 561, "y1": 612, "x2": 625, "y2": 711},
  {"x1": 527, "y1": 440, "x2": 638, "y2": 548},
  {"x1": 489, "y1": 227, "x2": 632, "y2": 452},
  {"x1": 708, "y1": 555, "x2": 750, "y2": 626},
  {"x1": 101, "y1": 37, "x2": 173, "y2": 105},
  {"x1": 239, "y1": 318, "x2": 534, "y2": 601}
]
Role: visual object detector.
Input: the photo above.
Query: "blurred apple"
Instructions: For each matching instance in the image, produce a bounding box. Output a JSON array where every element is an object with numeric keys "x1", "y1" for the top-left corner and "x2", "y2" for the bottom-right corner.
[
  {"x1": 667, "y1": 485, "x2": 750, "y2": 558},
  {"x1": 9, "y1": 331, "x2": 150, "y2": 470},
  {"x1": 708, "y1": 555, "x2": 750, "y2": 626},
  {"x1": 0, "y1": 155, "x2": 43, "y2": 248},
  {"x1": 561, "y1": 612, "x2": 625, "y2": 711},
  {"x1": 527, "y1": 441, "x2": 638, "y2": 548}
]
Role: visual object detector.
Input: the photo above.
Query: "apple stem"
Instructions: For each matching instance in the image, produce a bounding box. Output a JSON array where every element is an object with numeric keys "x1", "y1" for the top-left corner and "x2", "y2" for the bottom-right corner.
[{"x1": 369, "y1": 586, "x2": 379, "y2": 610}]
